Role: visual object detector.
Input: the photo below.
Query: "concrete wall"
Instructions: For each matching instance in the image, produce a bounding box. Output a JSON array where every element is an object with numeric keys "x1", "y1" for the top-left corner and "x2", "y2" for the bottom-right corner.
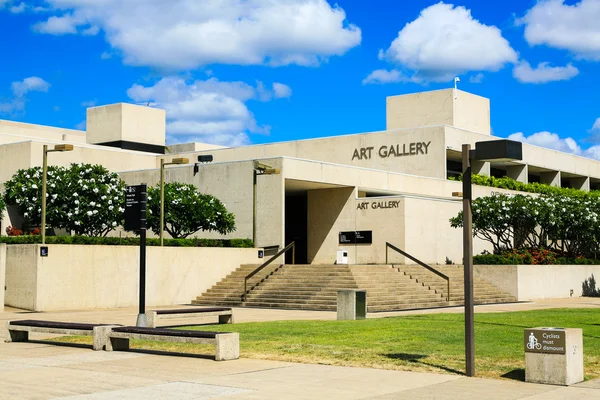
[
  {"x1": 475, "y1": 265, "x2": 600, "y2": 301},
  {"x1": 0, "y1": 244, "x2": 5, "y2": 310},
  {"x1": 175, "y1": 127, "x2": 448, "y2": 179},
  {"x1": 5, "y1": 244, "x2": 262, "y2": 311}
]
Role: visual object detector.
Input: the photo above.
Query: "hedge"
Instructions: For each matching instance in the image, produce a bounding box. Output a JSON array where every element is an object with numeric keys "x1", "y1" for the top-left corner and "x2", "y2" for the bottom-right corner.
[
  {"x1": 0, "y1": 235, "x2": 253, "y2": 248},
  {"x1": 449, "y1": 174, "x2": 599, "y2": 197}
]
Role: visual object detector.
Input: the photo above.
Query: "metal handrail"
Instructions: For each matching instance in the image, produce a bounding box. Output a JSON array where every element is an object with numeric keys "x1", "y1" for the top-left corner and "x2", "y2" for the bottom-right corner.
[
  {"x1": 243, "y1": 242, "x2": 295, "y2": 301},
  {"x1": 385, "y1": 242, "x2": 450, "y2": 302}
]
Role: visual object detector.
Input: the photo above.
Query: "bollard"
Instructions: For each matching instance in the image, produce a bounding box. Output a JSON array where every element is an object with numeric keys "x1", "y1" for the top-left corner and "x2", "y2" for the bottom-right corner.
[
  {"x1": 524, "y1": 327, "x2": 583, "y2": 386},
  {"x1": 337, "y1": 290, "x2": 367, "y2": 320}
]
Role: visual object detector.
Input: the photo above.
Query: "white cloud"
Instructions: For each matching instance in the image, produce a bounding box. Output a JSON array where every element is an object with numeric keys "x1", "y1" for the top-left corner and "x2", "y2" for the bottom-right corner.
[
  {"x1": 32, "y1": 0, "x2": 361, "y2": 69},
  {"x1": 127, "y1": 76, "x2": 290, "y2": 146},
  {"x1": 373, "y1": 2, "x2": 517, "y2": 83},
  {"x1": 272, "y1": 83, "x2": 292, "y2": 99},
  {"x1": 0, "y1": 76, "x2": 51, "y2": 114},
  {"x1": 11, "y1": 76, "x2": 51, "y2": 96},
  {"x1": 513, "y1": 61, "x2": 579, "y2": 83},
  {"x1": 81, "y1": 100, "x2": 97, "y2": 108},
  {"x1": 469, "y1": 73, "x2": 484, "y2": 83},
  {"x1": 362, "y1": 69, "x2": 413, "y2": 85},
  {"x1": 591, "y1": 118, "x2": 600, "y2": 132},
  {"x1": 9, "y1": 2, "x2": 25, "y2": 13},
  {"x1": 508, "y1": 131, "x2": 600, "y2": 160},
  {"x1": 520, "y1": 0, "x2": 600, "y2": 60}
]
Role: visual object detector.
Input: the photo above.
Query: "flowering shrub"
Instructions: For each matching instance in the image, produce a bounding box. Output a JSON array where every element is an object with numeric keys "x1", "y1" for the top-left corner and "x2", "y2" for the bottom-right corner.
[
  {"x1": 4, "y1": 164, "x2": 125, "y2": 237},
  {"x1": 451, "y1": 192, "x2": 600, "y2": 258},
  {"x1": 5, "y1": 226, "x2": 23, "y2": 236},
  {"x1": 145, "y1": 182, "x2": 235, "y2": 239},
  {"x1": 474, "y1": 249, "x2": 600, "y2": 265}
]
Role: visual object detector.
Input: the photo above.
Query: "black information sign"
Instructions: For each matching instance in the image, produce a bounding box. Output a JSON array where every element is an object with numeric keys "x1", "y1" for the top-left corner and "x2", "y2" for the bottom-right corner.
[
  {"x1": 124, "y1": 184, "x2": 147, "y2": 231},
  {"x1": 339, "y1": 231, "x2": 372, "y2": 244}
]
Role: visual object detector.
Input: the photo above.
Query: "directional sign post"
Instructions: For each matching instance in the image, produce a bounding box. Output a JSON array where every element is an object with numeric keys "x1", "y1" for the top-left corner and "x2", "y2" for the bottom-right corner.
[{"x1": 124, "y1": 184, "x2": 148, "y2": 327}]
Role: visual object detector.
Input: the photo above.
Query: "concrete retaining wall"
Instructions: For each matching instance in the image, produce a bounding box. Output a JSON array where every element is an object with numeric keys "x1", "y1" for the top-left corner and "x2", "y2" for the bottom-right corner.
[
  {"x1": 475, "y1": 265, "x2": 600, "y2": 301},
  {"x1": 5, "y1": 244, "x2": 261, "y2": 311}
]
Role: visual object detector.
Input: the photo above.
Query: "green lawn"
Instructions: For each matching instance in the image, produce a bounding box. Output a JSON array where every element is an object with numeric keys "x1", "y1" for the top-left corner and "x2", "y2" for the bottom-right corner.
[{"x1": 56, "y1": 308, "x2": 600, "y2": 380}]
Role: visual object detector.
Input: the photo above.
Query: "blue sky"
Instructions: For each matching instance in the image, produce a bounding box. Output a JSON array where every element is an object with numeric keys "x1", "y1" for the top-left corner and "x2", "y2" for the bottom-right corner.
[{"x1": 1, "y1": 0, "x2": 599, "y2": 157}]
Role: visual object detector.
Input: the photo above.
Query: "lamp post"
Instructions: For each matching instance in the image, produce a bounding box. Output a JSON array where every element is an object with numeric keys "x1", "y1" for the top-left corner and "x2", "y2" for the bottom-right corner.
[
  {"x1": 41, "y1": 144, "x2": 74, "y2": 244},
  {"x1": 159, "y1": 157, "x2": 189, "y2": 246},
  {"x1": 456, "y1": 139, "x2": 522, "y2": 377},
  {"x1": 252, "y1": 161, "x2": 280, "y2": 246}
]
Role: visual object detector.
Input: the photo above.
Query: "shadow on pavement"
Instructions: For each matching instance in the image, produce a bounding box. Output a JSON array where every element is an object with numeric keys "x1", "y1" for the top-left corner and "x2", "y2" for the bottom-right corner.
[{"x1": 501, "y1": 368, "x2": 525, "y2": 382}]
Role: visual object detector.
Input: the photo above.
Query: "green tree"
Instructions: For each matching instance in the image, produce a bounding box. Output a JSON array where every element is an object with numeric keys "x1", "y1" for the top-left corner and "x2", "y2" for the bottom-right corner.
[
  {"x1": 146, "y1": 182, "x2": 235, "y2": 239},
  {"x1": 4, "y1": 163, "x2": 125, "y2": 236}
]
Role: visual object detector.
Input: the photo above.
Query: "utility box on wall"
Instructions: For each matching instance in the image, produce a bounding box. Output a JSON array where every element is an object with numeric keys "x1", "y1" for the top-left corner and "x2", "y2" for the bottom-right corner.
[{"x1": 336, "y1": 250, "x2": 348, "y2": 265}]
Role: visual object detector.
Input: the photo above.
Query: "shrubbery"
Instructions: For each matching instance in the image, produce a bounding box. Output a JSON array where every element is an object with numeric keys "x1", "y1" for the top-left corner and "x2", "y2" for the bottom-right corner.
[
  {"x1": 451, "y1": 193, "x2": 600, "y2": 258},
  {"x1": 0, "y1": 235, "x2": 253, "y2": 247},
  {"x1": 582, "y1": 275, "x2": 600, "y2": 297},
  {"x1": 474, "y1": 249, "x2": 600, "y2": 265}
]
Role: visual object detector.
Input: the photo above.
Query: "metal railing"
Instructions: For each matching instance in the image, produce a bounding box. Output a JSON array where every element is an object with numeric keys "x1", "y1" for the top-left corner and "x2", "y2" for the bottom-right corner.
[
  {"x1": 243, "y1": 242, "x2": 295, "y2": 302},
  {"x1": 385, "y1": 242, "x2": 450, "y2": 302}
]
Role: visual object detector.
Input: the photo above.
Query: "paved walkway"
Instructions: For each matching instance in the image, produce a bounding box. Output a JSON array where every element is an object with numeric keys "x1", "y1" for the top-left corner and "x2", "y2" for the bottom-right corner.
[{"x1": 1, "y1": 297, "x2": 599, "y2": 399}]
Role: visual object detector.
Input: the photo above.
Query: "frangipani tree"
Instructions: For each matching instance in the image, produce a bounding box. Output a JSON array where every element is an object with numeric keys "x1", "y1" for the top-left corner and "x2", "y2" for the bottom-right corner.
[
  {"x1": 4, "y1": 163, "x2": 125, "y2": 236},
  {"x1": 146, "y1": 182, "x2": 235, "y2": 239}
]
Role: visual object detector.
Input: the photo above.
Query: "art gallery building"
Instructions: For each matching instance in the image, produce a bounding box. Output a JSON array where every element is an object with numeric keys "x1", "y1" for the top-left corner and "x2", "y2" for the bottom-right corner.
[{"x1": 2, "y1": 88, "x2": 600, "y2": 267}]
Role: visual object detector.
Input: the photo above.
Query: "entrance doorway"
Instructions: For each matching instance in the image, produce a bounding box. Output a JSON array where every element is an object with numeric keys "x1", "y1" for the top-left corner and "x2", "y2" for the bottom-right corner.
[{"x1": 285, "y1": 193, "x2": 308, "y2": 264}]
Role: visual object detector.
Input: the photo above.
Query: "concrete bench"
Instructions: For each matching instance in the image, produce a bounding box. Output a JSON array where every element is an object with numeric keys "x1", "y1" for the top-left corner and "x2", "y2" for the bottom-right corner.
[
  {"x1": 105, "y1": 326, "x2": 239, "y2": 361},
  {"x1": 4, "y1": 320, "x2": 117, "y2": 351},
  {"x1": 147, "y1": 307, "x2": 233, "y2": 328}
]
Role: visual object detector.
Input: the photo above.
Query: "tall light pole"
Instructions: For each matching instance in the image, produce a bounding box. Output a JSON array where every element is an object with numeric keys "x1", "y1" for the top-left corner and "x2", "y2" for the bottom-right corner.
[
  {"x1": 252, "y1": 161, "x2": 280, "y2": 246},
  {"x1": 159, "y1": 157, "x2": 189, "y2": 246},
  {"x1": 455, "y1": 139, "x2": 522, "y2": 377},
  {"x1": 41, "y1": 144, "x2": 74, "y2": 244}
]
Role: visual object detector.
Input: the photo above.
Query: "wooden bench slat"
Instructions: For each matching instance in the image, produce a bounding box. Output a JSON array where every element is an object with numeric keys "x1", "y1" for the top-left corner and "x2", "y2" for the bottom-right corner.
[
  {"x1": 9, "y1": 320, "x2": 108, "y2": 331},
  {"x1": 155, "y1": 307, "x2": 231, "y2": 315},
  {"x1": 112, "y1": 326, "x2": 224, "y2": 338}
]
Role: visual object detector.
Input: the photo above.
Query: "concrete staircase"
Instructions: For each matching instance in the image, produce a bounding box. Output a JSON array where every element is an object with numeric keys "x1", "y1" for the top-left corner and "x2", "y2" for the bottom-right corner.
[{"x1": 192, "y1": 264, "x2": 516, "y2": 312}]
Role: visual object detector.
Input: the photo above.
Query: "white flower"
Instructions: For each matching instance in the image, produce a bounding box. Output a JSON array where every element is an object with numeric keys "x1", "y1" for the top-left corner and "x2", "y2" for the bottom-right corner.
[
  {"x1": 74, "y1": 209, "x2": 79, "y2": 214},
  {"x1": 82, "y1": 185, "x2": 88, "y2": 190},
  {"x1": 90, "y1": 202, "x2": 96, "y2": 206},
  {"x1": 73, "y1": 192, "x2": 79, "y2": 197},
  {"x1": 52, "y1": 194, "x2": 57, "y2": 199},
  {"x1": 93, "y1": 210, "x2": 98, "y2": 214},
  {"x1": 87, "y1": 211, "x2": 93, "y2": 216},
  {"x1": 101, "y1": 195, "x2": 106, "y2": 200},
  {"x1": 102, "y1": 223, "x2": 107, "y2": 229},
  {"x1": 26, "y1": 174, "x2": 30, "y2": 178},
  {"x1": 32, "y1": 197, "x2": 37, "y2": 202},
  {"x1": 74, "y1": 199, "x2": 79, "y2": 204},
  {"x1": 24, "y1": 212, "x2": 28, "y2": 217},
  {"x1": 108, "y1": 200, "x2": 112, "y2": 205},
  {"x1": 109, "y1": 206, "x2": 114, "y2": 211},
  {"x1": 67, "y1": 212, "x2": 72, "y2": 217},
  {"x1": 78, "y1": 179, "x2": 83, "y2": 184},
  {"x1": 112, "y1": 221, "x2": 117, "y2": 227},
  {"x1": 31, "y1": 184, "x2": 38, "y2": 189},
  {"x1": 118, "y1": 207, "x2": 124, "y2": 212},
  {"x1": 47, "y1": 171, "x2": 53, "y2": 176},
  {"x1": 93, "y1": 188, "x2": 99, "y2": 193},
  {"x1": 74, "y1": 221, "x2": 80, "y2": 225},
  {"x1": 50, "y1": 183, "x2": 56, "y2": 188}
]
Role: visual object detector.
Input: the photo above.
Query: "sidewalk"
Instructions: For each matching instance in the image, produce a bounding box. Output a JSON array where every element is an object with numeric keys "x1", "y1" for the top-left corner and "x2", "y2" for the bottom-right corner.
[{"x1": 1, "y1": 298, "x2": 599, "y2": 399}]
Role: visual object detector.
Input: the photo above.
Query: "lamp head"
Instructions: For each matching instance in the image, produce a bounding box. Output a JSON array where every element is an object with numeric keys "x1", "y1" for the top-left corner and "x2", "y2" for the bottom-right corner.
[
  {"x1": 54, "y1": 144, "x2": 74, "y2": 152},
  {"x1": 197, "y1": 155, "x2": 213, "y2": 163},
  {"x1": 170, "y1": 157, "x2": 189, "y2": 165}
]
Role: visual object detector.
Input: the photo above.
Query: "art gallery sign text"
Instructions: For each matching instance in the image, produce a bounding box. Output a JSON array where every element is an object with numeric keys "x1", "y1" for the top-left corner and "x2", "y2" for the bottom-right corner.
[{"x1": 352, "y1": 141, "x2": 432, "y2": 161}]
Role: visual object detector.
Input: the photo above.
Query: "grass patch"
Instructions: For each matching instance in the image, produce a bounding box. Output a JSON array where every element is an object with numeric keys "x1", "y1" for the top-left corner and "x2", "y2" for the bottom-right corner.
[{"x1": 55, "y1": 308, "x2": 600, "y2": 380}]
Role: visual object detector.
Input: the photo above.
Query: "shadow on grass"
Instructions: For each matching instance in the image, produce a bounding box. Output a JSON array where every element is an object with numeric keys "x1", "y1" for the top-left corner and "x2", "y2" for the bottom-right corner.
[
  {"x1": 501, "y1": 368, "x2": 525, "y2": 382},
  {"x1": 383, "y1": 353, "x2": 464, "y2": 375}
]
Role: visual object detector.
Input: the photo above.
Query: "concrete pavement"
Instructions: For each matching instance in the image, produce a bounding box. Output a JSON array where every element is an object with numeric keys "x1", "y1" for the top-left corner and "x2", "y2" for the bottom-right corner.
[{"x1": 1, "y1": 297, "x2": 599, "y2": 399}]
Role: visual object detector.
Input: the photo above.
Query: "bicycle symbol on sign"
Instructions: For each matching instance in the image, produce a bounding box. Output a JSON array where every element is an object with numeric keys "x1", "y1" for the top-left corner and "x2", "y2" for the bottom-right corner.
[{"x1": 527, "y1": 332, "x2": 542, "y2": 350}]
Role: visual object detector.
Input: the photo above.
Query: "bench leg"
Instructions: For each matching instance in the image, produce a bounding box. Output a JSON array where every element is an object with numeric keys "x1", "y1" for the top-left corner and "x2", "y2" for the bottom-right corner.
[
  {"x1": 6, "y1": 329, "x2": 28, "y2": 343},
  {"x1": 93, "y1": 326, "x2": 119, "y2": 351},
  {"x1": 147, "y1": 312, "x2": 157, "y2": 329},
  {"x1": 218, "y1": 313, "x2": 233, "y2": 324},
  {"x1": 215, "y1": 332, "x2": 239, "y2": 361},
  {"x1": 106, "y1": 337, "x2": 130, "y2": 352}
]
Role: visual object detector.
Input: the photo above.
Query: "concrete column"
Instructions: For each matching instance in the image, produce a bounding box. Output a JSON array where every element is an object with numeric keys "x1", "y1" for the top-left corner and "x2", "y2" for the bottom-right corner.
[
  {"x1": 570, "y1": 177, "x2": 590, "y2": 192},
  {"x1": 507, "y1": 164, "x2": 528, "y2": 184},
  {"x1": 540, "y1": 171, "x2": 561, "y2": 187},
  {"x1": 472, "y1": 160, "x2": 489, "y2": 176}
]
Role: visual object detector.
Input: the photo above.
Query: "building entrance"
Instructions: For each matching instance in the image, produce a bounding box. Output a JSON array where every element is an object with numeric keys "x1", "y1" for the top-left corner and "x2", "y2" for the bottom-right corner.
[{"x1": 285, "y1": 193, "x2": 308, "y2": 264}]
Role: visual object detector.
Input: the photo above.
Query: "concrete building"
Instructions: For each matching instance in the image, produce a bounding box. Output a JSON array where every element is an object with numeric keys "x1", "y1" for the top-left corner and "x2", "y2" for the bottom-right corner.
[{"x1": 1, "y1": 89, "x2": 598, "y2": 266}]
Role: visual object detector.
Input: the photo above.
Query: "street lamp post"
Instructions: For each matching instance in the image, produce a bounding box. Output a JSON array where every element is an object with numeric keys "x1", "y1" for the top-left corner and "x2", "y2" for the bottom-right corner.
[
  {"x1": 252, "y1": 161, "x2": 280, "y2": 246},
  {"x1": 41, "y1": 144, "x2": 74, "y2": 244},
  {"x1": 457, "y1": 139, "x2": 522, "y2": 377},
  {"x1": 159, "y1": 157, "x2": 189, "y2": 246}
]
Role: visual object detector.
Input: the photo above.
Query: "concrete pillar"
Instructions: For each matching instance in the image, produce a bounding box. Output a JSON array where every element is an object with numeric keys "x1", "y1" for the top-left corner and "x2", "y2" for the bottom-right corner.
[
  {"x1": 507, "y1": 164, "x2": 528, "y2": 184},
  {"x1": 570, "y1": 177, "x2": 590, "y2": 192},
  {"x1": 337, "y1": 290, "x2": 367, "y2": 320},
  {"x1": 540, "y1": 171, "x2": 561, "y2": 187},
  {"x1": 472, "y1": 160, "x2": 489, "y2": 176}
]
